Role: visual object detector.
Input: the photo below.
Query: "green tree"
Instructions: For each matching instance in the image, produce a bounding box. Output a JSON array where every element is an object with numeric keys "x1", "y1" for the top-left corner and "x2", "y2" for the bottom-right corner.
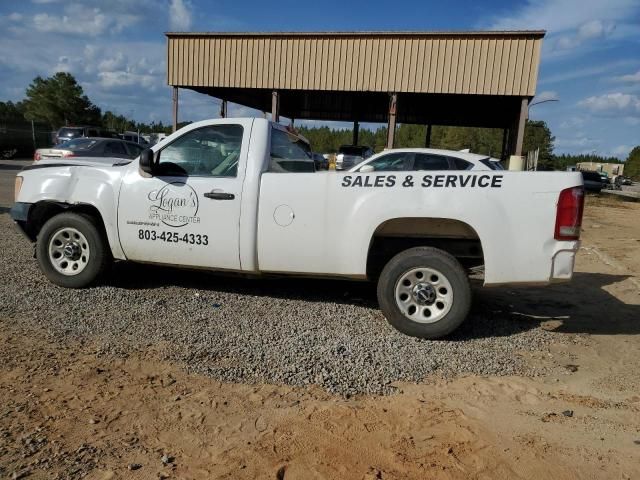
[
  {"x1": 0, "y1": 101, "x2": 26, "y2": 122},
  {"x1": 524, "y1": 120, "x2": 555, "y2": 169},
  {"x1": 22, "y1": 72, "x2": 101, "y2": 129},
  {"x1": 626, "y1": 146, "x2": 640, "y2": 180}
]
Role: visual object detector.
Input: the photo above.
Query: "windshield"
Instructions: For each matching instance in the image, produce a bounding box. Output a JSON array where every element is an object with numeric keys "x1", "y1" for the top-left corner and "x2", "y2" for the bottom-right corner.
[
  {"x1": 58, "y1": 127, "x2": 83, "y2": 139},
  {"x1": 58, "y1": 138, "x2": 98, "y2": 150},
  {"x1": 582, "y1": 171, "x2": 602, "y2": 181},
  {"x1": 339, "y1": 146, "x2": 367, "y2": 156}
]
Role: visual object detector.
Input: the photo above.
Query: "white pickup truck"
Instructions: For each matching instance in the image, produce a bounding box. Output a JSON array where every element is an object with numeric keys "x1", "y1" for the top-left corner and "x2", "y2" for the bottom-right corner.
[{"x1": 11, "y1": 118, "x2": 585, "y2": 338}]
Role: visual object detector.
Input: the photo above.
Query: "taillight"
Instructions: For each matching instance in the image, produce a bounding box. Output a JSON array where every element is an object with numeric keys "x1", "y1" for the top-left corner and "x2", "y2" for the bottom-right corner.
[
  {"x1": 62, "y1": 152, "x2": 75, "y2": 158},
  {"x1": 34, "y1": 151, "x2": 41, "y2": 162},
  {"x1": 555, "y1": 186, "x2": 584, "y2": 241}
]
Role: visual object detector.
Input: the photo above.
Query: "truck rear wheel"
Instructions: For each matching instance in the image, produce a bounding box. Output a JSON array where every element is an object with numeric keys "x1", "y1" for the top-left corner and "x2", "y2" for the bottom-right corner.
[
  {"x1": 36, "y1": 212, "x2": 110, "y2": 288},
  {"x1": 377, "y1": 247, "x2": 471, "y2": 339}
]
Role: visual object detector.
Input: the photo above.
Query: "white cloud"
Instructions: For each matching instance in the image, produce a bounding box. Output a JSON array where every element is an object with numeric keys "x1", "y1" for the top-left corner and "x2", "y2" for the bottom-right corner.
[
  {"x1": 487, "y1": 0, "x2": 637, "y2": 57},
  {"x1": 32, "y1": 3, "x2": 143, "y2": 36},
  {"x1": 488, "y1": 0, "x2": 636, "y2": 33},
  {"x1": 52, "y1": 56, "x2": 72, "y2": 73},
  {"x1": 539, "y1": 59, "x2": 639, "y2": 85},
  {"x1": 169, "y1": 0, "x2": 192, "y2": 31},
  {"x1": 98, "y1": 71, "x2": 158, "y2": 89},
  {"x1": 559, "y1": 116, "x2": 586, "y2": 129},
  {"x1": 578, "y1": 19, "x2": 616, "y2": 39},
  {"x1": 555, "y1": 134, "x2": 597, "y2": 149},
  {"x1": 578, "y1": 93, "x2": 640, "y2": 117},
  {"x1": 555, "y1": 20, "x2": 615, "y2": 50},
  {"x1": 611, "y1": 145, "x2": 632, "y2": 158},
  {"x1": 615, "y1": 70, "x2": 640, "y2": 83},
  {"x1": 33, "y1": 10, "x2": 109, "y2": 36},
  {"x1": 98, "y1": 53, "x2": 127, "y2": 72}
]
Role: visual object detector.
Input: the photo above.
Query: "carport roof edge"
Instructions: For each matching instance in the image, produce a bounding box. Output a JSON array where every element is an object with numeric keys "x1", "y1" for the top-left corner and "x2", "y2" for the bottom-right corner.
[{"x1": 165, "y1": 30, "x2": 546, "y2": 37}]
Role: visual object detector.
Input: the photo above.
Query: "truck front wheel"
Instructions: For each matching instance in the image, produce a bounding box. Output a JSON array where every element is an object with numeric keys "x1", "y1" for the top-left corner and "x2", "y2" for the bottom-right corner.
[
  {"x1": 36, "y1": 212, "x2": 110, "y2": 288},
  {"x1": 377, "y1": 247, "x2": 471, "y2": 339}
]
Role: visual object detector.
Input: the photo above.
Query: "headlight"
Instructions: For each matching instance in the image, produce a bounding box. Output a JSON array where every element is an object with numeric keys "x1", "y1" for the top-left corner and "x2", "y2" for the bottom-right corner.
[{"x1": 15, "y1": 176, "x2": 23, "y2": 202}]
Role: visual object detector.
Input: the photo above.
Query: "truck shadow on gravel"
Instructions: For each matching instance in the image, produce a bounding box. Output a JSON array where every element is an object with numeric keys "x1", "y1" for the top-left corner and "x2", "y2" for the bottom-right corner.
[
  {"x1": 475, "y1": 272, "x2": 640, "y2": 337},
  {"x1": 108, "y1": 263, "x2": 639, "y2": 339}
]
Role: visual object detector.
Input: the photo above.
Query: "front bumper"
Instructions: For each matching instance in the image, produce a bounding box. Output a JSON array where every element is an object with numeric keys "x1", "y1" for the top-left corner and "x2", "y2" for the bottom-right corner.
[{"x1": 9, "y1": 202, "x2": 33, "y2": 241}]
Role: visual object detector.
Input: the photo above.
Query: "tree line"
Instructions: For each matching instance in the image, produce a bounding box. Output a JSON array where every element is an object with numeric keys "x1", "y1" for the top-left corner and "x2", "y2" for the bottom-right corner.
[
  {"x1": 0, "y1": 72, "x2": 177, "y2": 135},
  {"x1": 299, "y1": 121, "x2": 555, "y2": 167}
]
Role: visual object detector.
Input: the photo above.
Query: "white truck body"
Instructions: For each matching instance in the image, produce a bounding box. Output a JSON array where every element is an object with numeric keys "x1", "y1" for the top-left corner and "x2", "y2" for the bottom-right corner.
[{"x1": 12, "y1": 118, "x2": 584, "y2": 337}]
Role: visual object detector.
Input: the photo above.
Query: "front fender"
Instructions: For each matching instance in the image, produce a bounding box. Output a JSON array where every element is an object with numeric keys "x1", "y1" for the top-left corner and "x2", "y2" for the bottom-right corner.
[{"x1": 16, "y1": 165, "x2": 126, "y2": 260}]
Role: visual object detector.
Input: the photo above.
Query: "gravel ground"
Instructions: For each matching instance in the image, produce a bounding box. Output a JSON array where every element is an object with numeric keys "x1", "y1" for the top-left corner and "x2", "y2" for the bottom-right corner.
[{"x1": 0, "y1": 213, "x2": 558, "y2": 395}]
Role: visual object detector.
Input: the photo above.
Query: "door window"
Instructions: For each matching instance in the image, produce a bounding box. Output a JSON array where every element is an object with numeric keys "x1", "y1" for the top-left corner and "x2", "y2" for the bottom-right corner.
[
  {"x1": 413, "y1": 153, "x2": 450, "y2": 170},
  {"x1": 451, "y1": 157, "x2": 473, "y2": 170},
  {"x1": 157, "y1": 124, "x2": 243, "y2": 177},
  {"x1": 358, "y1": 152, "x2": 413, "y2": 171},
  {"x1": 269, "y1": 128, "x2": 314, "y2": 172}
]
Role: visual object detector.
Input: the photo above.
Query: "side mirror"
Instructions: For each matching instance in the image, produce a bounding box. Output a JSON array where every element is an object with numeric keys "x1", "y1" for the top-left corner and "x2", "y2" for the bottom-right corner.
[
  {"x1": 359, "y1": 164, "x2": 375, "y2": 173},
  {"x1": 139, "y1": 148, "x2": 155, "y2": 175}
]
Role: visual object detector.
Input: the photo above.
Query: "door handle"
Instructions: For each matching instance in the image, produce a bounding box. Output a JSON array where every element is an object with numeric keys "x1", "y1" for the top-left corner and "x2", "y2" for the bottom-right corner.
[{"x1": 204, "y1": 191, "x2": 235, "y2": 200}]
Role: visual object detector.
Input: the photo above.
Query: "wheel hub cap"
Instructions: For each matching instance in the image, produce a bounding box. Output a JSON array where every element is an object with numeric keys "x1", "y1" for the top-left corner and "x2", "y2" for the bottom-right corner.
[
  {"x1": 63, "y1": 242, "x2": 81, "y2": 260},
  {"x1": 394, "y1": 267, "x2": 454, "y2": 324},
  {"x1": 48, "y1": 227, "x2": 91, "y2": 276},
  {"x1": 412, "y1": 283, "x2": 436, "y2": 305}
]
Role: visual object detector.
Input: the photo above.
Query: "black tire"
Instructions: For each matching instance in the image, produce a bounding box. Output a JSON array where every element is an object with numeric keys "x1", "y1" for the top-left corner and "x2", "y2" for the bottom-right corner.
[
  {"x1": 377, "y1": 247, "x2": 471, "y2": 339},
  {"x1": 36, "y1": 212, "x2": 110, "y2": 288}
]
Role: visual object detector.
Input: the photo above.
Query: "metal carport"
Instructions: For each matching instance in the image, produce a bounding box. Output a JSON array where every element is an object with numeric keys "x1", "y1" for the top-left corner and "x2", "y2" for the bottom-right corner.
[{"x1": 165, "y1": 31, "x2": 544, "y2": 158}]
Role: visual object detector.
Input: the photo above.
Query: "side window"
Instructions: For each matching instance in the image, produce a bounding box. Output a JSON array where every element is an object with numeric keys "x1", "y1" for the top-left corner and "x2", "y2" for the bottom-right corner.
[
  {"x1": 156, "y1": 124, "x2": 243, "y2": 177},
  {"x1": 451, "y1": 157, "x2": 473, "y2": 170},
  {"x1": 104, "y1": 141, "x2": 127, "y2": 155},
  {"x1": 359, "y1": 152, "x2": 412, "y2": 171},
  {"x1": 269, "y1": 128, "x2": 314, "y2": 172},
  {"x1": 414, "y1": 153, "x2": 450, "y2": 171},
  {"x1": 87, "y1": 129, "x2": 98, "y2": 137}
]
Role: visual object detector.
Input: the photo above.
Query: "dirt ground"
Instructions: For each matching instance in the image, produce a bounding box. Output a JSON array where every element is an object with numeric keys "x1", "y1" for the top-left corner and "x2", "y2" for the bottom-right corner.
[{"x1": 1, "y1": 195, "x2": 639, "y2": 480}]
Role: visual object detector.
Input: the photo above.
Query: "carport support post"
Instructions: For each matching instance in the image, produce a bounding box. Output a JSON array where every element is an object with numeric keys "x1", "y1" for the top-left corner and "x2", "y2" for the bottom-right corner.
[
  {"x1": 425, "y1": 124, "x2": 432, "y2": 147},
  {"x1": 514, "y1": 97, "x2": 528, "y2": 157},
  {"x1": 220, "y1": 100, "x2": 227, "y2": 118},
  {"x1": 271, "y1": 90, "x2": 279, "y2": 123},
  {"x1": 386, "y1": 93, "x2": 398, "y2": 149},
  {"x1": 172, "y1": 87, "x2": 179, "y2": 133},
  {"x1": 353, "y1": 121, "x2": 359, "y2": 145}
]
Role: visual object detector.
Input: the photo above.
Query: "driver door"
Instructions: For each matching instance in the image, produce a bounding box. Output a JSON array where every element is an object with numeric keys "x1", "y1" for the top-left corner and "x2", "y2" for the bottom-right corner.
[{"x1": 117, "y1": 120, "x2": 252, "y2": 271}]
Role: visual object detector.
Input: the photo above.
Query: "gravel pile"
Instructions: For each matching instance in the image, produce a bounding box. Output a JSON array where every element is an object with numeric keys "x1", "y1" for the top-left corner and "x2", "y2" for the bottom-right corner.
[{"x1": 0, "y1": 214, "x2": 557, "y2": 395}]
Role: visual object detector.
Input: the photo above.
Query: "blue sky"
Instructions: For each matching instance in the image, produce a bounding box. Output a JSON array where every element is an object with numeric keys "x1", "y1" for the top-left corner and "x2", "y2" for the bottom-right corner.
[{"x1": 0, "y1": 0, "x2": 639, "y2": 158}]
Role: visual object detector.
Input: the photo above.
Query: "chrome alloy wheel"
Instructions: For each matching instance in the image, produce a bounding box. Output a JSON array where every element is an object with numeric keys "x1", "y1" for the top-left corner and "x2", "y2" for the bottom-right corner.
[
  {"x1": 48, "y1": 227, "x2": 90, "y2": 276},
  {"x1": 394, "y1": 267, "x2": 454, "y2": 323}
]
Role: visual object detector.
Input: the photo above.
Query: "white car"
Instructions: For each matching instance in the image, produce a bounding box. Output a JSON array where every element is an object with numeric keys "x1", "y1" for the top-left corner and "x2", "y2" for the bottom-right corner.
[
  {"x1": 350, "y1": 148, "x2": 504, "y2": 173},
  {"x1": 12, "y1": 118, "x2": 584, "y2": 339}
]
